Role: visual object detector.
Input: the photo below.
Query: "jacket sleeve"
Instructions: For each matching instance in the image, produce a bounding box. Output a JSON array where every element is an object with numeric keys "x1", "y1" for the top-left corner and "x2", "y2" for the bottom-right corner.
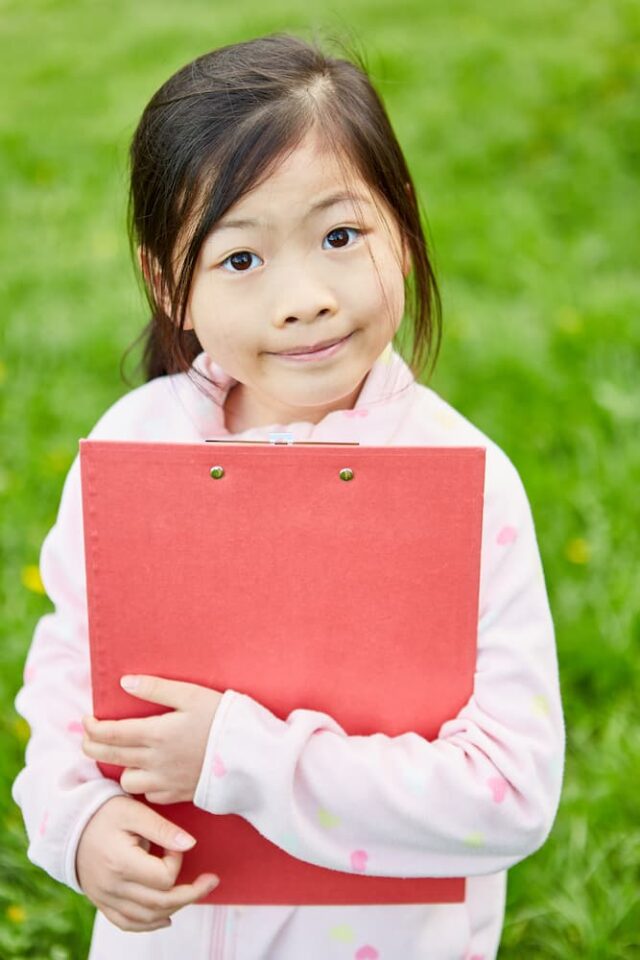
[
  {"x1": 11, "y1": 452, "x2": 126, "y2": 894},
  {"x1": 193, "y1": 448, "x2": 565, "y2": 878}
]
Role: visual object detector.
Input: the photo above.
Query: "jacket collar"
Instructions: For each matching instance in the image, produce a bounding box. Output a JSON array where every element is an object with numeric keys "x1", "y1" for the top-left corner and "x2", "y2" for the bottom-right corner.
[{"x1": 171, "y1": 342, "x2": 417, "y2": 445}]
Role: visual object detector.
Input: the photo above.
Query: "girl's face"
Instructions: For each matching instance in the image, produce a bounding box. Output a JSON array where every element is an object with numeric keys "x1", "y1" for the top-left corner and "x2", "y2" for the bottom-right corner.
[{"x1": 182, "y1": 130, "x2": 410, "y2": 433}]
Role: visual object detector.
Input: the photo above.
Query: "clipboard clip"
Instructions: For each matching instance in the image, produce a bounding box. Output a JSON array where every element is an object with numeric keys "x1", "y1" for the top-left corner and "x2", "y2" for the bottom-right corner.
[{"x1": 205, "y1": 434, "x2": 360, "y2": 446}]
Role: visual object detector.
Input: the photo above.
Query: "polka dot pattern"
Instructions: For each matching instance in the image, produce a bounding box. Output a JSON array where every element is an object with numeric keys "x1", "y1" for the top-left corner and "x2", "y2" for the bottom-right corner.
[
  {"x1": 212, "y1": 753, "x2": 226, "y2": 777},
  {"x1": 330, "y1": 924, "x2": 354, "y2": 943},
  {"x1": 463, "y1": 832, "x2": 485, "y2": 848},
  {"x1": 497, "y1": 525, "x2": 518, "y2": 545},
  {"x1": 350, "y1": 849, "x2": 369, "y2": 872},
  {"x1": 487, "y1": 777, "x2": 509, "y2": 803},
  {"x1": 532, "y1": 695, "x2": 550, "y2": 716},
  {"x1": 317, "y1": 807, "x2": 340, "y2": 829}
]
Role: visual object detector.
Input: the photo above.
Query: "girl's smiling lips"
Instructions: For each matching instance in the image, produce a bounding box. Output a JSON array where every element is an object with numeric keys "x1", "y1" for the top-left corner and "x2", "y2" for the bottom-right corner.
[{"x1": 269, "y1": 332, "x2": 354, "y2": 362}]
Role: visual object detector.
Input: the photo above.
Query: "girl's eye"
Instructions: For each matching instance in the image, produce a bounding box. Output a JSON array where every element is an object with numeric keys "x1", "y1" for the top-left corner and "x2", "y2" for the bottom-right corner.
[
  {"x1": 219, "y1": 227, "x2": 361, "y2": 272},
  {"x1": 323, "y1": 226, "x2": 361, "y2": 250},
  {"x1": 220, "y1": 251, "x2": 263, "y2": 273}
]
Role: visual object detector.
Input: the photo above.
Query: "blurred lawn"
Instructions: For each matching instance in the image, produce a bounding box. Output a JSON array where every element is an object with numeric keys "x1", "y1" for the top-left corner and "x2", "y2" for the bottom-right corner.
[{"x1": 1, "y1": 0, "x2": 639, "y2": 957}]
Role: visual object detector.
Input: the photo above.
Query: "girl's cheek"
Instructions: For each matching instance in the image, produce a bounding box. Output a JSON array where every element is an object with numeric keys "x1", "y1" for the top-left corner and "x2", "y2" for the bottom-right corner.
[{"x1": 369, "y1": 263, "x2": 405, "y2": 314}]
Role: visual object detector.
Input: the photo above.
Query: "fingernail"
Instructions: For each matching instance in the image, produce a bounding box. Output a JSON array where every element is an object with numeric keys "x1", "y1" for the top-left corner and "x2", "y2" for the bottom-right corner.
[
  {"x1": 174, "y1": 832, "x2": 196, "y2": 850},
  {"x1": 121, "y1": 675, "x2": 139, "y2": 691},
  {"x1": 206, "y1": 875, "x2": 220, "y2": 891}
]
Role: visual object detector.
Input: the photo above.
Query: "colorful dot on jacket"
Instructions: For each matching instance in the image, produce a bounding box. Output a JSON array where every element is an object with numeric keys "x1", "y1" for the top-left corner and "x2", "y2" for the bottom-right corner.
[
  {"x1": 350, "y1": 849, "x2": 369, "y2": 872},
  {"x1": 487, "y1": 777, "x2": 509, "y2": 803},
  {"x1": 434, "y1": 409, "x2": 457, "y2": 430},
  {"x1": 497, "y1": 525, "x2": 518, "y2": 545},
  {"x1": 279, "y1": 830, "x2": 303, "y2": 856},
  {"x1": 464, "y1": 832, "x2": 485, "y2": 847},
  {"x1": 532, "y1": 695, "x2": 550, "y2": 716},
  {"x1": 549, "y1": 754, "x2": 565, "y2": 787},
  {"x1": 212, "y1": 753, "x2": 226, "y2": 777},
  {"x1": 317, "y1": 807, "x2": 341, "y2": 829},
  {"x1": 329, "y1": 924, "x2": 354, "y2": 943},
  {"x1": 355, "y1": 946, "x2": 379, "y2": 959}
]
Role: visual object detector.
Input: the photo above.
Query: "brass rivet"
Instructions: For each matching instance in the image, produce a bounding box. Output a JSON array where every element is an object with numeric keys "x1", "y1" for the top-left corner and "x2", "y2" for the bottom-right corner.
[
  {"x1": 210, "y1": 465, "x2": 224, "y2": 479},
  {"x1": 339, "y1": 467, "x2": 354, "y2": 481}
]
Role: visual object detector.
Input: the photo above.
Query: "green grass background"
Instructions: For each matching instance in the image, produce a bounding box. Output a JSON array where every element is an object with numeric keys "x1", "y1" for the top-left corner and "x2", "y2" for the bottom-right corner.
[{"x1": 1, "y1": 0, "x2": 639, "y2": 956}]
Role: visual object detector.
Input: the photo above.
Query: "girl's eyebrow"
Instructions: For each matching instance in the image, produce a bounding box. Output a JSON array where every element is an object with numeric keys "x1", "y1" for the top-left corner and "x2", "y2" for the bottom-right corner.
[{"x1": 211, "y1": 191, "x2": 373, "y2": 234}]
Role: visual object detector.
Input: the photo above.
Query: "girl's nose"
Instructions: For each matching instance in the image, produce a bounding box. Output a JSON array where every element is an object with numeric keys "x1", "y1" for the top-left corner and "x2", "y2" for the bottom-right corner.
[
  {"x1": 273, "y1": 277, "x2": 339, "y2": 327},
  {"x1": 283, "y1": 306, "x2": 334, "y2": 325}
]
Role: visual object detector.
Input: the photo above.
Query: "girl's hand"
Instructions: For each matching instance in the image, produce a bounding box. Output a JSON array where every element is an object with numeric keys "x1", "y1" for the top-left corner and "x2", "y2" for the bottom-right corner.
[
  {"x1": 82, "y1": 676, "x2": 224, "y2": 804},
  {"x1": 76, "y1": 794, "x2": 220, "y2": 931}
]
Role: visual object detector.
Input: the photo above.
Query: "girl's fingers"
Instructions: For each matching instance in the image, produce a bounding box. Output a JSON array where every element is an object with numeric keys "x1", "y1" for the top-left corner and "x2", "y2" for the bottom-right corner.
[
  {"x1": 83, "y1": 738, "x2": 149, "y2": 767},
  {"x1": 121, "y1": 801, "x2": 197, "y2": 858},
  {"x1": 123, "y1": 838, "x2": 184, "y2": 890},
  {"x1": 112, "y1": 872, "x2": 220, "y2": 920},
  {"x1": 104, "y1": 906, "x2": 172, "y2": 933},
  {"x1": 123, "y1": 840, "x2": 219, "y2": 905}
]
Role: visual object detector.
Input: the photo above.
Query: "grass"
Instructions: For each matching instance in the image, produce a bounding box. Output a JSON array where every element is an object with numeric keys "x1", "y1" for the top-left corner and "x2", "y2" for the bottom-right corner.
[{"x1": 1, "y1": 0, "x2": 639, "y2": 956}]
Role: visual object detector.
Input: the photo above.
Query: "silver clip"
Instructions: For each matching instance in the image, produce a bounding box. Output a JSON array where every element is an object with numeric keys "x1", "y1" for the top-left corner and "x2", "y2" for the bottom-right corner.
[{"x1": 268, "y1": 431, "x2": 295, "y2": 445}]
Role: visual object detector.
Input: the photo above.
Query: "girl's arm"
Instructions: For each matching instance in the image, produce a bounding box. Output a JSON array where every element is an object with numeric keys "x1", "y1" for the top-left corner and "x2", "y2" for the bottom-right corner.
[
  {"x1": 12, "y1": 454, "x2": 127, "y2": 893},
  {"x1": 193, "y1": 447, "x2": 565, "y2": 878}
]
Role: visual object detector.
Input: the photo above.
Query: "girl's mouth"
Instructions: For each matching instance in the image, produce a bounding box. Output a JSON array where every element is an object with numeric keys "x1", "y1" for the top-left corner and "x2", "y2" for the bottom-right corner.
[{"x1": 272, "y1": 332, "x2": 353, "y2": 363}]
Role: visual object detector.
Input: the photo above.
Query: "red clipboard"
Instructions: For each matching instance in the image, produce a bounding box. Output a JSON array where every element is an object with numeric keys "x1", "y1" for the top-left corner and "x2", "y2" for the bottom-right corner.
[{"x1": 79, "y1": 438, "x2": 486, "y2": 905}]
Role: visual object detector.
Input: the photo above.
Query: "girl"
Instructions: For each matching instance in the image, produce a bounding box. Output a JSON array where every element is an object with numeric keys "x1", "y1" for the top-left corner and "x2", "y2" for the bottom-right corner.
[{"x1": 12, "y1": 32, "x2": 565, "y2": 960}]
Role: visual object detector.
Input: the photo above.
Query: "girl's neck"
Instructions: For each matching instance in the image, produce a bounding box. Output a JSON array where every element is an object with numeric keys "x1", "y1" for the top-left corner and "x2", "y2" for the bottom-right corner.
[{"x1": 223, "y1": 379, "x2": 366, "y2": 434}]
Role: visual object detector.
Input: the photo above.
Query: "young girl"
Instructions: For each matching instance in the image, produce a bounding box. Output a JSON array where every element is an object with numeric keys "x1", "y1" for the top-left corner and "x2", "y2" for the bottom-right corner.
[{"x1": 12, "y1": 32, "x2": 565, "y2": 960}]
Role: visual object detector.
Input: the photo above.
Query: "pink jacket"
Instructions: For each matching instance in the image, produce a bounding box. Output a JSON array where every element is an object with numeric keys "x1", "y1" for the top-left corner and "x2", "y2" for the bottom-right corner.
[{"x1": 12, "y1": 345, "x2": 565, "y2": 960}]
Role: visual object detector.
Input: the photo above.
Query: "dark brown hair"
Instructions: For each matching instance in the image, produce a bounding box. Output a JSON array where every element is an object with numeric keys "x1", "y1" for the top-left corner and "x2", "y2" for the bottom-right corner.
[{"x1": 123, "y1": 31, "x2": 442, "y2": 392}]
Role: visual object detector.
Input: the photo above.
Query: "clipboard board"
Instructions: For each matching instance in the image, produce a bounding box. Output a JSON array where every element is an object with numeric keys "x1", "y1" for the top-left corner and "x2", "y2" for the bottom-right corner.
[{"x1": 79, "y1": 437, "x2": 486, "y2": 905}]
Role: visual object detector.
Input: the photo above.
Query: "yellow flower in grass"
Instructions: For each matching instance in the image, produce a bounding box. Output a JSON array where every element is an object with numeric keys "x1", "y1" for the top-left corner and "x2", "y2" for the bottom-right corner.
[
  {"x1": 22, "y1": 565, "x2": 45, "y2": 594},
  {"x1": 13, "y1": 717, "x2": 31, "y2": 743},
  {"x1": 565, "y1": 538, "x2": 591, "y2": 565},
  {"x1": 6, "y1": 904, "x2": 26, "y2": 923}
]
